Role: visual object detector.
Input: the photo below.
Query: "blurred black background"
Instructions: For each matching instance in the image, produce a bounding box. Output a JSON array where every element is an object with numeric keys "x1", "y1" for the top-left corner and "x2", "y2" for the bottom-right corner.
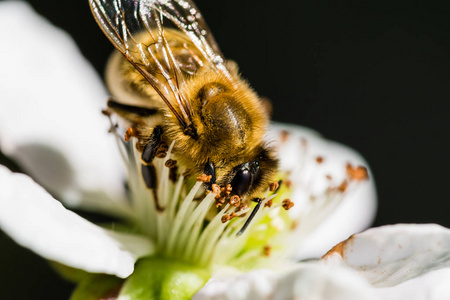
[{"x1": 1, "y1": 0, "x2": 449, "y2": 298}]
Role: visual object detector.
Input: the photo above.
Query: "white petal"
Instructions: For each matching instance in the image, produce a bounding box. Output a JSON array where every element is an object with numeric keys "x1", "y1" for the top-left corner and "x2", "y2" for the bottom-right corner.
[
  {"x1": 193, "y1": 264, "x2": 377, "y2": 300},
  {"x1": 268, "y1": 123, "x2": 377, "y2": 259},
  {"x1": 376, "y1": 268, "x2": 450, "y2": 300},
  {"x1": 0, "y1": 2, "x2": 127, "y2": 214},
  {"x1": 193, "y1": 268, "x2": 278, "y2": 300},
  {"x1": 0, "y1": 165, "x2": 154, "y2": 278},
  {"x1": 272, "y1": 264, "x2": 378, "y2": 300},
  {"x1": 322, "y1": 224, "x2": 450, "y2": 299}
]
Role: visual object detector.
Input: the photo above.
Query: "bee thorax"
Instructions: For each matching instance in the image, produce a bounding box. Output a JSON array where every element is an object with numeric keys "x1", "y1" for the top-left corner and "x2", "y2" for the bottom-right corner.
[{"x1": 199, "y1": 95, "x2": 251, "y2": 153}]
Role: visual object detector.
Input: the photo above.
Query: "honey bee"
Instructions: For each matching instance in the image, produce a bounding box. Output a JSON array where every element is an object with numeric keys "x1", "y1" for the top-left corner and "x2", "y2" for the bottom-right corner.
[{"x1": 89, "y1": 0, "x2": 278, "y2": 223}]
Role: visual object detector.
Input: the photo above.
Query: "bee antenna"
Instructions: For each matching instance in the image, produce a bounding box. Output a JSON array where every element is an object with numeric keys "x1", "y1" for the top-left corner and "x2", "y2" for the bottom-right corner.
[{"x1": 237, "y1": 198, "x2": 262, "y2": 236}]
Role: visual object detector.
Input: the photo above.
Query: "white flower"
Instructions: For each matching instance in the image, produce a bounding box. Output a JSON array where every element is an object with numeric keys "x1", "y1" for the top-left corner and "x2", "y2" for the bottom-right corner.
[{"x1": 1, "y1": 2, "x2": 449, "y2": 299}]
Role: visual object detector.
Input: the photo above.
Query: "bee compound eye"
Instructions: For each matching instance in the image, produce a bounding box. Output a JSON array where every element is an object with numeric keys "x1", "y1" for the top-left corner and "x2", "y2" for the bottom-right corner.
[{"x1": 230, "y1": 169, "x2": 252, "y2": 197}]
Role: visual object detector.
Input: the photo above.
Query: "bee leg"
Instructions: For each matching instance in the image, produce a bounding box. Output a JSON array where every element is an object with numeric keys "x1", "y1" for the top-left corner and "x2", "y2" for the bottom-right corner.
[
  {"x1": 140, "y1": 126, "x2": 165, "y2": 211},
  {"x1": 142, "y1": 126, "x2": 164, "y2": 164},
  {"x1": 203, "y1": 159, "x2": 216, "y2": 190},
  {"x1": 141, "y1": 163, "x2": 164, "y2": 211},
  {"x1": 236, "y1": 198, "x2": 262, "y2": 236}
]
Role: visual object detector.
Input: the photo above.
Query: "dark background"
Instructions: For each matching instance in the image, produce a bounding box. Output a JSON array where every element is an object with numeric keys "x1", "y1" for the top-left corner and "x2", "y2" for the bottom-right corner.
[{"x1": 1, "y1": 0, "x2": 449, "y2": 298}]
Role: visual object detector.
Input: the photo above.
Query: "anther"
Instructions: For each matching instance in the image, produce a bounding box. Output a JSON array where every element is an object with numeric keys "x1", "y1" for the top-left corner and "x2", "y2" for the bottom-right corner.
[
  {"x1": 264, "y1": 199, "x2": 273, "y2": 208},
  {"x1": 346, "y1": 163, "x2": 369, "y2": 181},
  {"x1": 124, "y1": 127, "x2": 135, "y2": 142},
  {"x1": 154, "y1": 143, "x2": 169, "y2": 158},
  {"x1": 221, "y1": 184, "x2": 232, "y2": 196},
  {"x1": 237, "y1": 203, "x2": 248, "y2": 213},
  {"x1": 269, "y1": 181, "x2": 279, "y2": 192},
  {"x1": 221, "y1": 214, "x2": 231, "y2": 223},
  {"x1": 316, "y1": 156, "x2": 324, "y2": 164},
  {"x1": 215, "y1": 199, "x2": 225, "y2": 208},
  {"x1": 159, "y1": 143, "x2": 169, "y2": 152},
  {"x1": 229, "y1": 195, "x2": 240, "y2": 207},
  {"x1": 155, "y1": 149, "x2": 168, "y2": 158},
  {"x1": 263, "y1": 245, "x2": 271, "y2": 256},
  {"x1": 338, "y1": 180, "x2": 348, "y2": 192},
  {"x1": 281, "y1": 199, "x2": 294, "y2": 210},
  {"x1": 155, "y1": 152, "x2": 167, "y2": 158},
  {"x1": 165, "y1": 159, "x2": 177, "y2": 168},
  {"x1": 197, "y1": 173, "x2": 212, "y2": 183},
  {"x1": 101, "y1": 109, "x2": 111, "y2": 116},
  {"x1": 211, "y1": 184, "x2": 221, "y2": 198}
]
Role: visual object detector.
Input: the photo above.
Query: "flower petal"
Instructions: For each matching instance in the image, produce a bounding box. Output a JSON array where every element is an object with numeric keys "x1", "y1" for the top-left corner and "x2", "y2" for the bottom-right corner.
[
  {"x1": 193, "y1": 264, "x2": 377, "y2": 300},
  {"x1": 192, "y1": 268, "x2": 278, "y2": 300},
  {"x1": 0, "y1": 165, "x2": 154, "y2": 278},
  {"x1": 0, "y1": 2, "x2": 128, "y2": 215},
  {"x1": 322, "y1": 224, "x2": 450, "y2": 299},
  {"x1": 375, "y1": 268, "x2": 450, "y2": 300},
  {"x1": 268, "y1": 123, "x2": 377, "y2": 259}
]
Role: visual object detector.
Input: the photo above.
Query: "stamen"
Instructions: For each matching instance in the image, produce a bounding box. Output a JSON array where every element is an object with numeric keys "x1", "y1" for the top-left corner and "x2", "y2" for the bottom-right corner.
[
  {"x1": 263, "y1": 245, "x2": 271, "y2": 256},
  {"x1": 197, "y1": 173, "x2": 212, "y2": 183},
  {"x1": 155, "y1": 143, "x2": 169, "y2": 158},
  {"x1": 165, "y1": 159, "x2": 177, "y2": 168},
  {"x1": 124, "y1": 127, "x2": 136, "y2": 142},
  {"x1": 236, "y1": 203, "x2": 248, "y2": 214},
  {"x1": 116, "y1": 124, "x2": 296, "y2": 269},
  {"x1": 215, "y1": 196, "x2": 225, "y2": 208},
  {"x1": 269, "y1": 181, "x2": 279, "y2": 192},
  {"x1": 338, "y1": 181, "x2": 348, "y2": 192},
  {"x1": 346, "y1": 163, "x2": 369, "y2": 181},
  {"x1": 221, "y1": 214, "x2": 231, "y2": 223},
  {"x1": 211, "y1": 184, "x2": 221, "y2": 197},
  {"x1": 281, "y1": 199, "x2": 294, "y2": 210},
  {"x1": 221, "y1": 184, "x2": 232, "y2": 196},
  {"x1": 229, "y1": 195, "x2": 240, "y2": 207},
  {"x1": 264, "y1": 199, "x2": 273, "y2": 208},
  {"x1": 165, "y1": 181, "x2": 203, "y2": 254}
]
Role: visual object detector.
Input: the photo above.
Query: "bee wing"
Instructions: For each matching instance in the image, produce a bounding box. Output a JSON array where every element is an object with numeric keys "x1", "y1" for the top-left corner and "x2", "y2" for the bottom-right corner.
[{"x1": 89, "y1": 0, "x2": 232, "y2": 130}]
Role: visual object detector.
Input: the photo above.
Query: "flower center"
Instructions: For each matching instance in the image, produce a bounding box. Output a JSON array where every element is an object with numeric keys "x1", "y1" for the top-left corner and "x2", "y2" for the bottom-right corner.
[{"x1": 114, "y1": 132, "x2": 294, "y2": 270}]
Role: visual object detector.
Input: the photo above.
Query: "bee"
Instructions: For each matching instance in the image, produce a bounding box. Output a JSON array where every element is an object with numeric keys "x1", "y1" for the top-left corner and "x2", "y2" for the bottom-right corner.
[{"x1": 89, "y1": 0, "x2": 278, "y2": 226}]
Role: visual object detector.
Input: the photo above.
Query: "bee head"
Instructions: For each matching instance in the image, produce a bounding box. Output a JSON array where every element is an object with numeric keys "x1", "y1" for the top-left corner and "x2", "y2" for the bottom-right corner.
[{"x1": 203, "y1": 143, "x2": 278, "y2": 200}]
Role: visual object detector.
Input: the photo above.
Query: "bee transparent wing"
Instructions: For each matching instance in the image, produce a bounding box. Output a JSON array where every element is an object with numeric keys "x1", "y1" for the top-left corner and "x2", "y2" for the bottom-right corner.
[
  {"x1": 150, "y1": 0, "x2": 232, "y2": 77},
  {"x1": 89, "y1": 0, "x2": 231, "y2": 130}
]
